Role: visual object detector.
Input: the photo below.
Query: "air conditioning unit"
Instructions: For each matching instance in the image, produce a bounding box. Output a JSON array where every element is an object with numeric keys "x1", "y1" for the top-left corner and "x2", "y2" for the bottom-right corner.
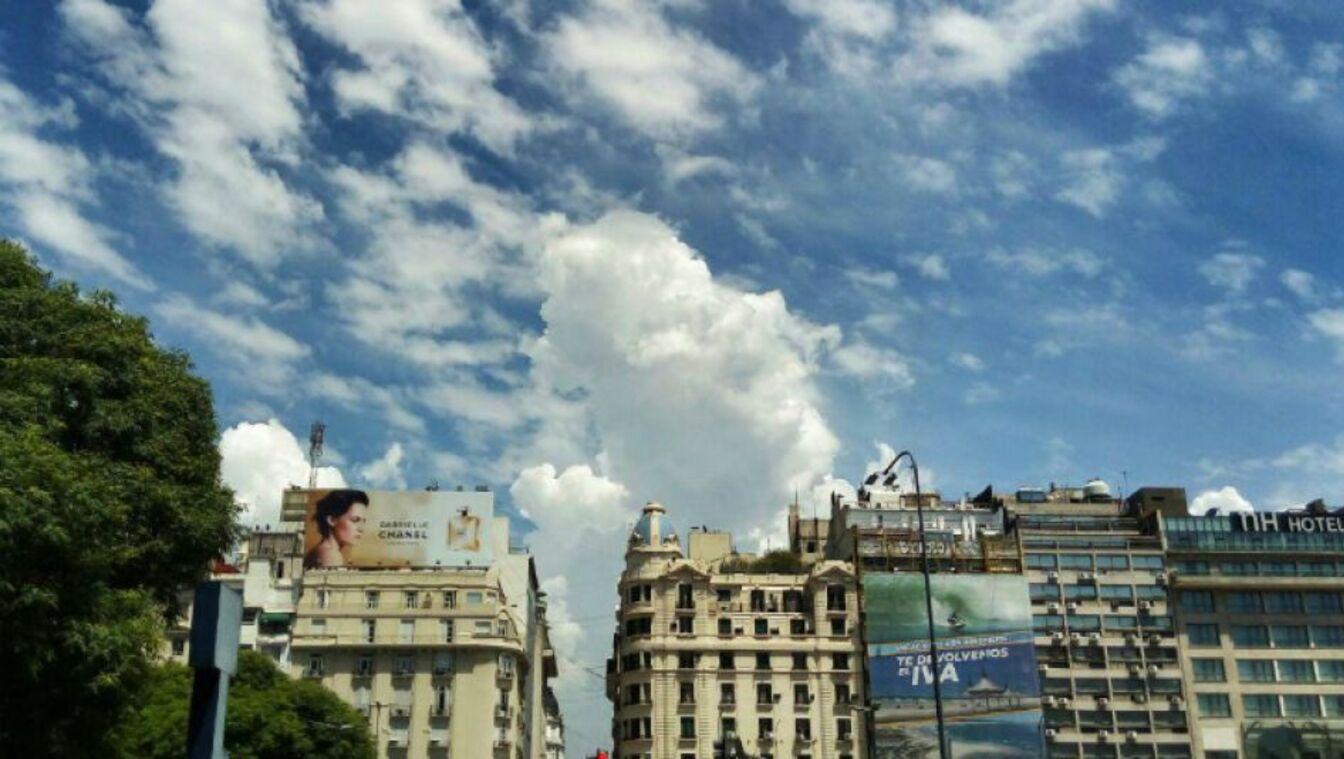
[
  {"x1": 1048, "y1": 571, "x2": 1060, "y2": 583},
  {"x1": 1147, "y1": 665, "x2": 1159, "y2": 677},
  {"x1": 1088, "y1": 633, "x2": 1101, "y2": 645},
  {"x1": 387, "y1": 737, "x2": 405, "y2": 748},
  {"x1": 1133, "y1": 693, "x2": 1148, "y2": 704},
  {"x1": 1098, "y1": 697, "x2": 1110, "y2": 709},
  {"x1": 1079, "y1": 573, "x2": 1096, "y2": 583},
  {"x1": 1169, "y1": 695, "x2": 1184, "y2": 706},
  {"x1": 390, "y1": 706, "x2": 411, "y2": 718},
  {"x1": 1099, "y1": 730, "x2": 1112, "y2": 743},
  {"x1": 1048, "y1": 603, "x2": 1061, "y2": 614},
  {"x1": 1066, "y1": 602, "x2": 1080, "y2": 612},
  {"x1": 1124, "y1": 633, "x2": 1138, "y2": 645},
  {"x1": 1156, "y1": 573, "x2": 1169, "y2": 586},
  {"x1": 1126, "y1": 731, "x2": 1138, "y2": 742},
  {"x1": 1051, "y1": 632, "x2": 1065, "y2": 645},
  {"x1": 1045, "y1": 696, "x2": 1058, "y2": 708},
  {"x1": 1045, "y1": 729, "x2": 1059, "y2": 741},
  {"x1": 1070, "y1": 633, "x2": 1083, "y2": 645},
  {"x1": 1138, "y1": 601, "x2": 1152, "y2": 612},
  {"x1": 1038, "y1": 665, "x2": 1049, "y2": 676},
  {"x1": 429, "y1": 738, "x2": 445, "y2": 747},
  {"x1": 1148, "y1": 634, "x2": 1162, "y2": 646},
  {"x1": 1128, "y1": 663, "x2": 1141, "y2": 675}
]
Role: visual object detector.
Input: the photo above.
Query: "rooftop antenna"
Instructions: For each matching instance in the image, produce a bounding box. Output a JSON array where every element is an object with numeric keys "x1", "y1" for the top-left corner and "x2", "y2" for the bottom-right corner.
[{"x1": 307, "y1": 420, "x2": 325, "y2": 489}]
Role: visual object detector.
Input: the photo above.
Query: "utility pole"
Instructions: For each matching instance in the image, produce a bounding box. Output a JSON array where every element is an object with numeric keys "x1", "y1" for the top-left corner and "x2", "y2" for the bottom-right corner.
[{"x1": 186, "y1": 581, "x2": 243, "y2": 758}]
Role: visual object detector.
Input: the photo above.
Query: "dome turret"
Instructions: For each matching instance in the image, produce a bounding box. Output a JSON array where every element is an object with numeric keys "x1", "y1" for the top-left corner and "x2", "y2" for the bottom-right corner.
[{"x1": 629, "y1": 501, "x2": 680, "y2": 552}]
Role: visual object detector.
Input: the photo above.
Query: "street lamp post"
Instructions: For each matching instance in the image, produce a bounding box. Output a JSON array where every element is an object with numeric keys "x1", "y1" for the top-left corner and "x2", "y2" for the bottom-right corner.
[{"x1": 866, "y1": 450, "x2": 948, "y2": 759}]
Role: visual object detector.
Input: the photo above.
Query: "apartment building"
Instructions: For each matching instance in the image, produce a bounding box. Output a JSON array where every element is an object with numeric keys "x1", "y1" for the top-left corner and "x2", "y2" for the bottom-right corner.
[
  {"x1": 1164, "y1": 503, "x2": 1344, "y2": 759},
  {"x1": 607, "y1": 502, "x2": 865, "y2": 759},
  {"x1": 1007, "y1": 483, "x2": 1193, "y2": 759}
]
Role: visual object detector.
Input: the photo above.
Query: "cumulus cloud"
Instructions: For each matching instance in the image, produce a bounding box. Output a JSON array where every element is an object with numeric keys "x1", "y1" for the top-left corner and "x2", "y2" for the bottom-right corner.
[
  {"x1": 60, "y1": 0, "x2": 323, "y2": 264},
  {"x1": 155, "y1": 295, "x2": 310, "y2": 387},
  {"x1": 1190, "y1": 485, "x2": 1254, "y2": 515},
  {"x1": 219, "y1": 418, "x2": 345, "y2": 526},
  {"x1": 1114, "y1": 36, "x2": 1214, "y2": 119},
  {"x1": 0, "y1": 78, "x2": 150, "y2": 287},
  {"x1": 1055, "y1": 148, "x2": 1123, "y2": 217},
  {"x1": 545, "y1": 0, "x2": 759, "y2": 139},
  {"x1": 831, "y1": 339, "x2": 916, "y2": 388},
  {"x1": 1199, "y1": 252, "x2": 1265, "y2": 293},
  {"x1": 897, "y1": 0, "x2": 1115, "y2": 87},
  {"x1": 1281, "y1": 268, "x2": 1316, "y2": 300},
  {"x1": 909, "y1": 253, "x2": 950, "y2": 281}
]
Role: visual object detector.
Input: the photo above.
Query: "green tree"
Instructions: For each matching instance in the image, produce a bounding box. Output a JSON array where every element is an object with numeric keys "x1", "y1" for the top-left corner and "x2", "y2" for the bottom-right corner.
[
  {"x1": 0, "y1": 241, "x2": 238, "y2": 756},
  {"x1": 113, "y1": 650, "x2": 375, "y2": 759}
]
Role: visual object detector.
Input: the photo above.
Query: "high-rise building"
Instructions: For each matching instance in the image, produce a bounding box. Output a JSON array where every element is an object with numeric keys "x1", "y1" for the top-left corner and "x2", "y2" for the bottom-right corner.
[
  {"x1": 607, "y1": 502, "x2": 866, "y2": 759},
  {"x1": 1163, "y1": 501, "x2": 1344, "y2": 759}
]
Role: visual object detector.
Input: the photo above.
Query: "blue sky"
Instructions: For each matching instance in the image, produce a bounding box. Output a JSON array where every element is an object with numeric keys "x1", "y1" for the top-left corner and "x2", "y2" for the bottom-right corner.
[{"x1": 4, "y1": 0, "x2": 1344, "y2": 748}]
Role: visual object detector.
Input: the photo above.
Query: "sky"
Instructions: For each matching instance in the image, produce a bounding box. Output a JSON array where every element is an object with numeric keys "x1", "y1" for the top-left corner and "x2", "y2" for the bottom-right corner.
[{"x1": 4, "y1": 0, "x2": 1344, "y2": 750}]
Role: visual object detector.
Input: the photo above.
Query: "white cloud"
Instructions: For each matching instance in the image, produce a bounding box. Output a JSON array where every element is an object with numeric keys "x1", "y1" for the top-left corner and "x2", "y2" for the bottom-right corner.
[
  {"x1": 1307, "y1": 309, "x2": 1344, "y2": 362},
  {"x1": 895, "y1": 154, "x2": 959, "y2": 195},
  {"x1": 511, "y1": 463, "x2": 631, "y2": 534},
  {"x1": 1114, "y1": 36, "x2": 1214, "y2": 119},
  {"x1": 60, "y1": 0, "x2": 323, "y2": 264},
  {"x1": 359, "y1": 442, "x2": 408, "y2": 489},
  {"x1": 1198, "y1": 252, "x2": 1264, "y2": 293},
  {"x1": 784, "y1": 0, "x2": 897, "y2": 77},
  {"x1": 545, "y1": 0, "x2": 759, "y2": 139},
  {"x1": 0, "y1": 78, "x2": 150, "y2": 287},
  {"x1": 987, "y1": 247, "x2": 1105, "y2": 278},
  {"x1": 1190, "y1": 485, "x2": 1254, "y2": 516},
  {"x1": 951, "y1": 352, "x2": 985, "y2": 372},
  {"x1": 219, "y1": 418, "x2": 345, "y2": 526},
  {"x1": 1281, "y1": 268, "x2": 1316, "y2": 300},
  {"x1": 155, "y1": 295, "x2": 309, "y2": 386},
  {"x1": 298, "y1": 0, "x2": 534, "y2": 154},
  {"x1": 831, "y1": 340, "x2": 916, "y2": 388},
  {"x1": 843, "y1": 266, "x2": 899, "y2": 291},
  {"x1": 909, "y1": 253, "x2": 950, "y2": 281},
  {"x1": 964, "y1": 381, "x2": 1001, "y2": 405},
  {"x1": 897, "y1": 0, "x2": 1115, "y2": 87},
  {"x1": 1055, "y1": 148, "x2": 1122, "y2": 217}
]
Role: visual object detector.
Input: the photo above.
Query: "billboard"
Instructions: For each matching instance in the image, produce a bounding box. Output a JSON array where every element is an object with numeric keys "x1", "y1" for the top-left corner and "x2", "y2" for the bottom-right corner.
[
  {"x1": 863, "y1": 573, "x2": 1045, "y2": 758},
  {"x1": 301, "y1": 489, "x2": 493, "y2": 569}
]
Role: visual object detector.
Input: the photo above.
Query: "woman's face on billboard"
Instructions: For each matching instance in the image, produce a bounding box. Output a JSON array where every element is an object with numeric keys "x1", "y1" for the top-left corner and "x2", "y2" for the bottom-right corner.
[{"x1": 327, "y1": 502, "x2": 367, "y2": 547}]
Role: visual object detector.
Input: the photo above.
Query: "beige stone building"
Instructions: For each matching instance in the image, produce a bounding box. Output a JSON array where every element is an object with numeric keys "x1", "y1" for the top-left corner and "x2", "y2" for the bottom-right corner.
[
  {"x1": 607, "y1": 502, "x2": 865, "y2": 759},
  {"x1": 1164, "y1": 504, "x2": 1344, "y2": 759}
]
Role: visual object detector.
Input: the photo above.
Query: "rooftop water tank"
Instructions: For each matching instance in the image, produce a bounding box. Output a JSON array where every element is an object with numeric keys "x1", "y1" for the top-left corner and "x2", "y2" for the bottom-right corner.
[{"x1": 1083, "y1": 478, "x2": 1112, "y2": 502}]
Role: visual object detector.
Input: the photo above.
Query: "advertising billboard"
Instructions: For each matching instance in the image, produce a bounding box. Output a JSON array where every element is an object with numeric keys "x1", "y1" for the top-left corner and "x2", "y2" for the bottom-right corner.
[
  {"x1": 301, "y1": 489, "x2": 493, "y2": 569},
  {"x1": 863, "y1": 573, "x2": 1045, "y2": 758}
]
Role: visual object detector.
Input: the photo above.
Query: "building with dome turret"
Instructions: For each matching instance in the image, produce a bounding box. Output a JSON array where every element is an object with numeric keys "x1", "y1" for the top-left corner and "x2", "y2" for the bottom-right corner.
[{"x1": 607, "y1": 502, "x2": 866, "y2": 758}]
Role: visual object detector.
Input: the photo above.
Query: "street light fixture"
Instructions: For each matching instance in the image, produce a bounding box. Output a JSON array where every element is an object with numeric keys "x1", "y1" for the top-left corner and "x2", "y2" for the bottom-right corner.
[{"x1": 871, "y1": 450, "x2": 949, "y2": 759}]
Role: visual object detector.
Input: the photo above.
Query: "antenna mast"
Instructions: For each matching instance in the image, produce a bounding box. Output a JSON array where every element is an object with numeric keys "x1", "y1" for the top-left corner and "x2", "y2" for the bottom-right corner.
[{"x1": 307, "y1": 420, "x2": 325, "y2": 489}]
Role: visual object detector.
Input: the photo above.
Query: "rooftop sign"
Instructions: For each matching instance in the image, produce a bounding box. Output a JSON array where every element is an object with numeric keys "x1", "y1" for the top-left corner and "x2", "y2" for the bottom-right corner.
[{"x1": 1236, "y1": 512, "x2": 1344, "y2": 534}]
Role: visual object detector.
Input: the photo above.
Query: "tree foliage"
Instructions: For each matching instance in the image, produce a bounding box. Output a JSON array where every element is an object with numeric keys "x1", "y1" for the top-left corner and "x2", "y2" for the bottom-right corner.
[
  {"x1": 113, "y1": 650, "x2": 375, "y2": 759},
  {"x1": 0, "y1": 241, "x2": 238, "y2": 755},
  {"x1": 720, "y1": 549, "x2": 807, "y2": 574}
]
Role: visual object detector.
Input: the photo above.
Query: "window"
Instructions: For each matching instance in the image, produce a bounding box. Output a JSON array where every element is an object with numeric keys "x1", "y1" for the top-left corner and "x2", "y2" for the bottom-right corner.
[
  {"x1": 719, "y1": 652, "x2": 735, "y2": 670},
  {"x1": 395, "y1": 654, "x2": 413, "y2": 675},
  {"x1": 827, "y1": 585, "x2": 847, "y2": 611},
  {"x1": 1319, "y1": 661, "x2": 1344, "y2": 682},
  {"x1": 499, "y1": 653, "x2": 515, "y2": 674},
  {"x1": 475, "y1": 620, "x2": 492, "y2": 635},
  {"x1": 719, "y1": 618, "x2": 731, "y2": 635},
  {"x1": 1030, "y1": 583, "x2": 1059, "y2": 602},
  {"x1": 677, "y1": 583, "x2": 694, "y2": 610},
  {"x1": 722, "y1": 716, "x2": 737, "y2": 738},
  {"x1": 1242, "y1": 694, "x2": 1280, "y2": 718},
  {"x1": 306, "y1": 654, "x2": 324, "y2": 677},
  {"x1": 720, "y1": 683, "x2": 735, "y2": 704},
  {"x1": 1326, "y1": 695, "x2": 1344, "y2": 717},
  {"x1": 1026, "y1": 553, "x2": 1057, "y2": 569},
  {"x1": 790, "y1": 618, "x2": 807, "y2": 635},
  {"x1": 628, "y1": 584, "x2": 651, "y2": 603},
  {"x1": 1033, "y1": 614, "x2": 1064, "y2": 633},
  {"x1": 1231, "y1": 625, "x2": 1269, "y2": 648},
  {"x1": 365, "y1": 591, "x2": 379, "y2": 609},
  {"x1": 1179, "y1": 591, "x2": 1213, "y2": 613},
  {"x1": 362, "y1": 619, "x2": 376, "y2": 643},
  {"x1": 432, "y1": 652, "x2": 454, "y2": 675},
  {"x1": 1060, "y1": 554, "x2": 1093, "y2": 570},
  {"x1": 171, "y1": 638, "x2": 185, "y2": 656},
  {"x1": 1265, "y1": 592, "x2": 1303, "y2": 614},
  {"x1": 1191, "y1": 659, "x2": 1225, "y2": 683},
  {"x1": 794, "y1": 683, "x2": 810, "y2": 704},
  {"x1": 465, "y1": 591, "x2": 483, "y2": 605},
  {"x1": 833, "y1": 653, "x2": 850, "y2": 670},
  {"x1": 836, "y1": 717, "x2": 852, "y2": 742},
  {"x1": 1131, "y1": 555, "x2": 1165, "y2": 570},
  {"x1": 1136, "y1": 585, "x2": 1167, "y2": 601},
  {"x1": 716, "y1": 588, "x2": 732, "y2": 604},
  {"x1": 1313, "y1": 626, "x2": 1344, "y2": 647},
  {"x1": 356, "y1": 654, "x2": 374, "y2": 677},
  {"x1": 400, "y1": 619, "x2": 414, "y2": 643},
  {"x1": 758, "y1": 717, "x2": 774, "y2": 739},
  {"x1": 679, "y1": 652, "x2": 697, "y2": 670},
  {"x1": 678, "y1": 615, "x2": 693, "y2": 634},
  {"x1": 835, "y1": 683, "x2": 851, "y2": 704},
  {"x1": 1065, "y1": 584, "x2": 1097, "y2": 600},
  {"x1": 1278, "y1": 660, "x2": 1315, "y2": 682},
  {"x1": 1187, "y1": 623, "x2": 1220, "y2": 647},
  {"x1": 311, "y1": 618, "x2": 326, "y2": 635},
  {"x1": 1067, "y1": 614, "x2": 1101, "y2": 632},
  {"x1": 680, "y1": 716, "x2": 695, "y2": 739},
  {"x1": 441, "y1": 619, "x2": 454, "y2": 643},
  {"x1": 442, "y1": 591, "x2": 456, "y2": 609},
  {"x1": 1271, "y1": 625, "x2": 1309, "y2": 647},
  {"x1": 404, "y1": 591, "x2": 419, "y2": 608},
  {"x1": 1237, "y1": 660, "x2": 1275, "y2": 682},
  {"x1": 1196, "y1": 693, "x2": 1231, "y2": 718},
  {"x1": 796, "y1": 717, "x2": 812, "y2": 740},
  {"x1": 755, "y1": 618, "x2": 768, "y2": 635},
  {"x1": 625, "y1": 616, "x2": 653, "y2": 636},
  {"x1": 1224, "y1": 592, "x2": 1260, "y2": 613},
  {"x1": 756, "y1": 653, "x2": 771, "y2": 671},
  {"x1": 433, "y1": 684, "x2": 451, "y2": 716},
  {"x1": 1175, "y1": 560, "x2": 1210, "y2": 575},
  {"x1": 1096, "y1": 555, "x2": 1129, "y2": 570},
  {"x1": 830, "y1": 618, "x2": 846, "y2": 636},
  {"x1": 757, "y1": 683, "x2": 773, "y2": 705},
  {"x1": 1104, "y1": 616, "x2": 1139, "y2": 631},
  {"x1": 316, "y1": 589, "x2": 330, "y2": 609},
  {"x1": 680, "y1": 681, "x2": 695, "y2": 704},
  {"x1": 1307, "y1": 592, "x2": 1343, "y2": 613},
  {"x1": 793, "y1": 653, "x2": 807, "y2": 671},
  {"x1": 1100, "y1": 585, "x2": 1134, "y2": 602},
  {"x1": 751, "y1": 590, "x2": 766, "y2": 612}
]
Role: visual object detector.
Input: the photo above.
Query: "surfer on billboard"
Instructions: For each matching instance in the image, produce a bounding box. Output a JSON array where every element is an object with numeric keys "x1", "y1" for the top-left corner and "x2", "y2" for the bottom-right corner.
[{"x1": 304, "y1": 489, "x2": 370, "y2": 568}]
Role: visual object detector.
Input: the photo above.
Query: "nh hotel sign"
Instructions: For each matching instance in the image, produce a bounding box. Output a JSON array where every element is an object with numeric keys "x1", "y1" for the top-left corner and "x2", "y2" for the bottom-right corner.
[{"x1": 1236, "y1": 512, "x2": 1344, "y2": 533}]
